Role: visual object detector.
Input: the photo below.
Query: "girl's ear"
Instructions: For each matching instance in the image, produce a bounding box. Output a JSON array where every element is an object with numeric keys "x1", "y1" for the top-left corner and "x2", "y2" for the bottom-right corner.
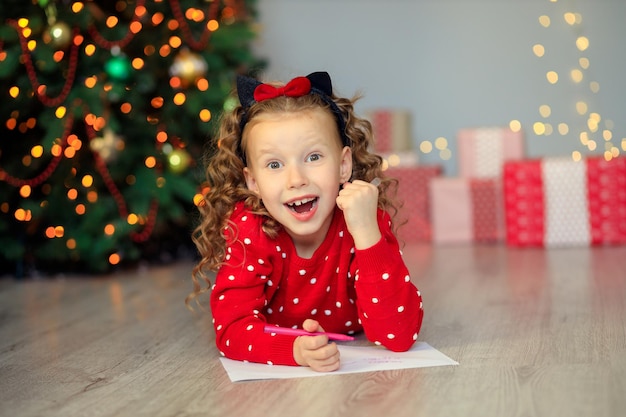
[
  {"x1": 243, "y1": 167, "x2": 260, "y2": 195},
  {"x1": 339, "y1": 146, "x2": 353, "y2": 183}
]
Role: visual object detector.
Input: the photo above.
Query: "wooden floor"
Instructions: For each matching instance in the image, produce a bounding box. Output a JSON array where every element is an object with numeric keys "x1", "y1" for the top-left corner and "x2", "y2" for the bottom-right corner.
[{"x1": 1, "y1": 244, "x2": 625, "y2": 417}]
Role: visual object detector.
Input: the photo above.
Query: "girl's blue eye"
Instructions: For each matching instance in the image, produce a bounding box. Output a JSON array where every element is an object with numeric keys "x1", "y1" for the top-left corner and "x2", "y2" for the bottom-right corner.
[{"x1": 268, "y1": 161, "x2": 281, "y2": 169}]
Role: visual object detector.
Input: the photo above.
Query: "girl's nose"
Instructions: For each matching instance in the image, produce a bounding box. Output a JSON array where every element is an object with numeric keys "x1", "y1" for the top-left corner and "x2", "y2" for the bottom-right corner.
[{"x1": 287, "y1": 165, "x2": 308, "y2": 188}]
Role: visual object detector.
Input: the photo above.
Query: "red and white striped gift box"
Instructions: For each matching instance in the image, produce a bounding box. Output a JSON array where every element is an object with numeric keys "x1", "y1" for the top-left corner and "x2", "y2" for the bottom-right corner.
[
  {"x1": 458, "y1": 127, "x2": 525, "y2": 178},
  {"x1": 430, "y1": 177, "x2": 504, "y2": 244},
  {"x1": 504, "y1": 156, "x2": 626, "y2": 247},
  {"x1": 367, "y1": 109, "x2": 412, "y2": 154}
]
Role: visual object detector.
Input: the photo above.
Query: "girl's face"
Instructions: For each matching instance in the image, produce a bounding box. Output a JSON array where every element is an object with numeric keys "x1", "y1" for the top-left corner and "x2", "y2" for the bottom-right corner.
[{"x1": 243, "y1": 108, "x2": 352, "y2": 256}]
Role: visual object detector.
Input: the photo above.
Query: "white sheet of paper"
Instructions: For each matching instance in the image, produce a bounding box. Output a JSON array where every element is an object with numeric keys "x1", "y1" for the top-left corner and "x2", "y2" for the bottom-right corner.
[{"x1": 219, "y1": 342, "x2": 458, "y2": 382}]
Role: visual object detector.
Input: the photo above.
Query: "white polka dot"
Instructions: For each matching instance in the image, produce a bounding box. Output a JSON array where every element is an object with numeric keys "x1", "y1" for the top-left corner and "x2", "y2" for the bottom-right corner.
[
  {"x1": 420, "y1": 301, "x2": 423, "y2": 309},
  {"x1": 345, "y1": 321, "x2": 352, "y2": 327},
  {"x1": 242, "y1": 216, "x2": 247, "y2": 221},
  {"x1": 336, "y1": 267, "x2": 340, "y2": 274},
  {"x1": 253, "y1": 309, "x2": 259, "y2": 314},
  {"x1": 293, "y1": 298, "x2": 299, "y2": 304},
  {"x1": 247, "y1": 265, "x2": 254, "y2": 271},
  {"x1": 417, "y1": 290, "x2": 421, "y2": 296},
  {"x1": 363, "y1": 312, "x2": 368, "y2": 319},
  {"x1": 282, "y1": 253, "x2": 287, "y2": 259},
  {"x1": 279, "y1": 306, "x2": 284, "y2": 312},
  {"x1": 220, "y1": 351, "x2": 225, "y2": 356},
  {"x1": 226, "y1": 339, "x2": 230, "y2": 346},
  {"x1": 267, "y1": 308, "x2": 273, "y2": 314},
  {"x1": 397, "y1": 306, "x2": 405, "y2": 313},
  {"x1": 311, "y1": 309, "x2": 318, "y2": 315},
  {"x1": 371, "y1": 297, "x2": 379, "y2": 304},
  {"x1": 339, "y1": 231, "x2": 344, "y2": 237},
  {"x1": 382, "y1": 273, "x2": 390, "y2": 280},
  {"x1": 336, "y1": 301, "x2": 342, "y2": 308},
  {"x1": 350, "y1": 247, "x2": 355, "y2": 254},
  {"x1": 267, "y1": 280, "x2": 274, "y2": 287},
  {"x1": 276, "y1": 245, "x2": 281, "y2": 252},
  {"x1": 326, "y1": 286, "x2": 331, "y2": 293},
  {"x1": 267, "y1": 361, "x2": 273, "y2": 365},
  {"x1": 228, "y1": 275, "x2": 235, "y2": 281},
  {"x1": 244, "y1": 238, "x2": 252, "y2": 244},
  {"x1": 413, "y1": 333, "x2": 418, "y2": 340},
  {"x1": 387, "y1": 333, "x2": 395, "y2": 339},
  {"x1": 248, "y1": 345, "x2": 253, "y2": 351},
  {"x1": 299, "y1": 269, "x2": 306, "y2": 275},
  {"x1": 216, "y1": 324, "x2": 223, "y2": 331},
  {"x1": 260, "y1": 275, "x2": 267, "y2": 280},
  {"x1": 218, "y1": 295, "x2": 225, "y2": 301},
  {"x1": 405, "y1": 275, "x2": 411, "y2": 282},
  {"x1": 258, "y1": 259, "x2": 265, "y2": 264},
  {"x1": 225, "y1": 254, "x2": 231, "y2": 261},
  {"x1": 374, "y1": 341, "x2": 382, "y2": 346},
  {"x1": 246, "y1": 324, "x2": 253, "y2": 331},
  {"x1": 324, "y1": 310, "x2": 332, "y2": 316},
  {"x1": 310, "y1": 278, "x2": 317, "y2": 284},
  {"x1": 325, "y1": 255, "x2": 329, "y2": 261}
]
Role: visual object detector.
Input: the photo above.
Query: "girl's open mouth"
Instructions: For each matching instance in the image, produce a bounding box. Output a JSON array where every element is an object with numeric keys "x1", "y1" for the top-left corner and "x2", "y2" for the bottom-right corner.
[{"x1": 286, "y1": 197, "x2": 318, "y2": 214}]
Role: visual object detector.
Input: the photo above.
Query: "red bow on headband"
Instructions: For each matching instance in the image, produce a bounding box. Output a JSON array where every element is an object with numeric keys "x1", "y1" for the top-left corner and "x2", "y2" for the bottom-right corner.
[{"x1": 253, "y1": 76, "x2": 312, "y2": 102}]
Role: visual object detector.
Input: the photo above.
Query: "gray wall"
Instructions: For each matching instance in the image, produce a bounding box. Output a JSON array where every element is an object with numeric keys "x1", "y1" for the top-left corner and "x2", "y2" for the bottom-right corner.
[{"x1": 251, "y1": 0, "x2": 626, "y2": 175}]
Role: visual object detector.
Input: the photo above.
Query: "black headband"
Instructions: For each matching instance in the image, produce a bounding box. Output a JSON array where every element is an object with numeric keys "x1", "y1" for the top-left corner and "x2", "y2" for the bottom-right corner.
[{"x1": 235, "y1": 72, "x2": 350, "y2": 164}]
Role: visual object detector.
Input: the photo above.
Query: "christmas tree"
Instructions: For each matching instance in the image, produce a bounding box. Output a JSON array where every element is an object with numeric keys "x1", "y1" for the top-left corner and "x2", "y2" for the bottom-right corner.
[{"x1": 0, "y1": 0, "x2": 264, "y2": 276}]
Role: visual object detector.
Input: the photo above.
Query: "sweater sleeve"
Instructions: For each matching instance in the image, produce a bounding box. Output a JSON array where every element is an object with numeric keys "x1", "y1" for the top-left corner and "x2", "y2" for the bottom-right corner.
[
  {"x1": 353, "y1": 210, "x2": 424, "y2": 352},
  {"x1": 210, "y1": 207, "x2": 298, "y2": 366}
]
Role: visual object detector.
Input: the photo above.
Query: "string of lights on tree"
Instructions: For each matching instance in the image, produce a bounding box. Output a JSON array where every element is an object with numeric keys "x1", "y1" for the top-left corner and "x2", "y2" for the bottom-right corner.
[
  {"x1": 0, "y1": 0, "x2": 261, "y2": 274},
  {"x1": 529, "y1": 0, "x2": 624, "y2": 162}
]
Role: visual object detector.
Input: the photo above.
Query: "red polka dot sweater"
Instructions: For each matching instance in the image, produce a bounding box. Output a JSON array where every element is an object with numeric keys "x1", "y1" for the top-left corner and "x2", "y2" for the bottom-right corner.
[{"x1": 210, "y1": 201, "x2": 424, "y2": 366}]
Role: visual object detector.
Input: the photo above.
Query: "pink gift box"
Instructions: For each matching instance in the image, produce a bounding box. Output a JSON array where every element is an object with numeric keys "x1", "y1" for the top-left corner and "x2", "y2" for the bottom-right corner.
[
  {"x1": 458, "y1": 127, "x2": 525, "y2": 178},
  {"x1": 385, "y1": 165, "x2": 442, "y2": 243},
  {"x1": 504, "y1": 156, "x2": 626, "y2": 247},
  {"x1": 430, "y1": 177, "x2": 504, "y2": 244},
  {"x1": 367, "y1": 109, "x2": 412, "y2": 154}
]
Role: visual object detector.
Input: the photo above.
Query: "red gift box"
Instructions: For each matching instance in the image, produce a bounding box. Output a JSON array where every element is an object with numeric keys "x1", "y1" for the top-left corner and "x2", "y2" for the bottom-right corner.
[
  {"x1": 504, "y1": 156, "x2": 626, "y2": 247},
  {"x1": 385, "y1": 165, "x2": 442, "y2": 243},
  {"x1": 458, "y1": 127, "x2": 525, "y2": 178},
  {"x1": 430, "y1": 177, "x2": 504, "y2": 244}
]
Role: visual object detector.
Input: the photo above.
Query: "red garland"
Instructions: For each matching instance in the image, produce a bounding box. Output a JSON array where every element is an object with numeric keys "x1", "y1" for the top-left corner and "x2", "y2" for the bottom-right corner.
[
  {"x1": 84, "y1": 120, "x2": 159, "y2": 243},
  {"x1": 8, "y1": 20, "x2": 80, "y2": 107},
  {"x1": 87, "y1": 0, "x2": 146, "y2": 49},
  {"x1": 168, "y1": 0, "x2": 222, "y2": 51},
  {"x1": 0, "y1": 112, "x2": 74, "y2": 187}
]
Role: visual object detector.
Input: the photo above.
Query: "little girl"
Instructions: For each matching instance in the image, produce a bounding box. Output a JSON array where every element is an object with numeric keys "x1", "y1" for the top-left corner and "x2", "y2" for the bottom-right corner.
[{"x1": 189, "y1": 71, "x2": 423, "y2": 372}]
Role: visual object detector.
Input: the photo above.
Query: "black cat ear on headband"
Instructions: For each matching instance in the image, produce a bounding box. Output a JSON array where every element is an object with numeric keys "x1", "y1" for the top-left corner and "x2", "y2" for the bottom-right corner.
[
  {"x1": 236, "y1": 75, "x2": 262, "y2": 108},
  {"x1": 306, "y1": 71, "x2": 333, "y2": 97}
]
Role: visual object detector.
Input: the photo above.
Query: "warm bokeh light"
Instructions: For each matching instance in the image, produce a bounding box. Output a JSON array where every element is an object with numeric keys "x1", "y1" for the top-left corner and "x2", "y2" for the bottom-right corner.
[
  {"x1": 419, "y1": 141, "x2": 433, "y2": 154},
  {"x1": 145, "y1": 156, "x2": 157, "y2": 168},
  {"x1": 532, "y1": 44, "x2": 545, "y2": 57},
  {"x1": 509, "y1": 120, "x2": 522, "y2": 132},
  {"x1": 546, "y1": 71, "x2": 558, "y2": 84}
]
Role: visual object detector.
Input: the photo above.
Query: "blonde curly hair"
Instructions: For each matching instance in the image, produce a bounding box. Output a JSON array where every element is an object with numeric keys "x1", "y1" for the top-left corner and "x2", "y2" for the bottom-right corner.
[{"x1": 187, "y1": 75, "x2": 401, "y2": 308}]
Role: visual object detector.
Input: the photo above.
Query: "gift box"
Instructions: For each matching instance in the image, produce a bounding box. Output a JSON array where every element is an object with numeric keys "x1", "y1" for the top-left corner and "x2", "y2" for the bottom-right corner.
[
  {"x1": 504, "y1": 156, "x2": 626, "y2": 247},
  {"x1": 385, "y1": 165, "x2": 442, "y2": 243},
  {"x1": 458, "y1": 127, "x2": 525, "y2": 178},
  {"x1": 367, "y1": 109, "x2": 412, "y2": 154},
  {"x1": 430, "y1": 177, "x2": 504, "y2": 244}
]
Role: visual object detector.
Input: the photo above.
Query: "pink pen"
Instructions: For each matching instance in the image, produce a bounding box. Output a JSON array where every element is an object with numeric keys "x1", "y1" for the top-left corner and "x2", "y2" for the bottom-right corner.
[{"x1": 263, "y1": 325, "x2": 355, "y2": 341}]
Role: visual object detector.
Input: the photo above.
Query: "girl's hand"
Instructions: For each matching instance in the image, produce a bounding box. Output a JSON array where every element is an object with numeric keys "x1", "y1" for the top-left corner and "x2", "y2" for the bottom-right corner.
[
  {"x1": 293, "y1": 319, "x2": 340, "y2": 372},
  {"x1": 336, "y1": 180, "x2": 382, "y2": 249}
]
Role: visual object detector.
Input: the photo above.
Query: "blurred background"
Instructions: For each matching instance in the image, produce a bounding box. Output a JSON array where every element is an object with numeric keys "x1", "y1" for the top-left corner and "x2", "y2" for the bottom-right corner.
[{"x1": 1, "y1": 0, "x2": 624, "y2": 277}]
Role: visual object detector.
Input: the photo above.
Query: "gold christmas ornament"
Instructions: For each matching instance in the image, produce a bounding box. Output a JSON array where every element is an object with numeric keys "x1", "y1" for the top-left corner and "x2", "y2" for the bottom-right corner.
[
  {"x1": 169, "y1": 49, "x2": 208, "y2": 87},
  {"x1": 167, "y1": 148, "x2": 191, "y2": 174},
  {"x1": 43, "y1": 21, "x2": 72, "y2": 50},
  {"x1": 90, "y1": 129, "x2": 124, "y2": 162}
]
